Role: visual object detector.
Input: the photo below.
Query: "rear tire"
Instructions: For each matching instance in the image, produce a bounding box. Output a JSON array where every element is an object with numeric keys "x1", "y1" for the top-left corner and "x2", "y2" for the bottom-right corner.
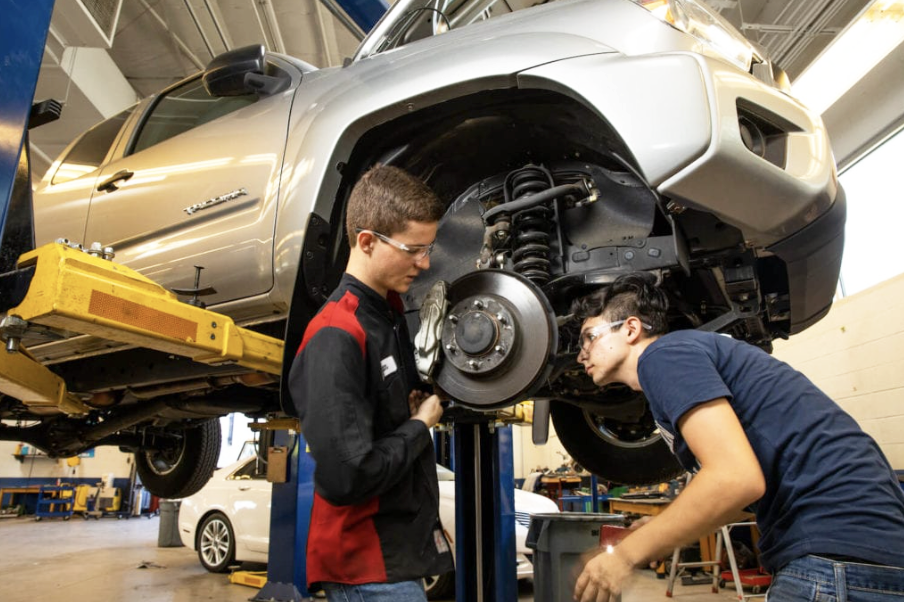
[
  {"x1": 135, "y1": 419, "x2": 221, "y2": 499},
  {"x1": 551, "y1": 399, "x2": 683, "y2": 485}
]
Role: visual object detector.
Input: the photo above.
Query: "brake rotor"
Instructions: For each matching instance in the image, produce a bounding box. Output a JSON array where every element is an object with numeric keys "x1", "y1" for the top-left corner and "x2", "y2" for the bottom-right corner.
[{"x1": 435, "y1": 270, "x2": 556, "y2": 409}]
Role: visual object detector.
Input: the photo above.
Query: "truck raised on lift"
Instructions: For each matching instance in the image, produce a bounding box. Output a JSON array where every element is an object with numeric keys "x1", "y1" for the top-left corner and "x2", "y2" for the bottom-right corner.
[{"x1": 1, "y1": 0, "x2": 845, "y2": 498}]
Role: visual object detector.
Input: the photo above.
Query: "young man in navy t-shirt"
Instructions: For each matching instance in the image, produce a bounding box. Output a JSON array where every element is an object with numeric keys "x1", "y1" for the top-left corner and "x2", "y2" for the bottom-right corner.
[{"x1": 571, "y1": 272, "x2": 904, "y2": 602}]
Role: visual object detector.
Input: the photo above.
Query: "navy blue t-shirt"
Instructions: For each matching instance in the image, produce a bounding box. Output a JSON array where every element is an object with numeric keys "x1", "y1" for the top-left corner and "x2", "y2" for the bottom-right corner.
[{"x1": 638, "y1": 329, "x2": 904, "y2": 571}]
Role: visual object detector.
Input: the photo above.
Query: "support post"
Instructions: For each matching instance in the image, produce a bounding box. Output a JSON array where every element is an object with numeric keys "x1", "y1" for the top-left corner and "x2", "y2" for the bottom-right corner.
[
  {"x1": 0, "y1": 0, "x2": 53, "y2": 239},
  {"x1": 254, "y1": 430, "x2": 314, "y2": 602},
  {"x1": 452, "y1": 421, "x2": 517, "y2": 602}
]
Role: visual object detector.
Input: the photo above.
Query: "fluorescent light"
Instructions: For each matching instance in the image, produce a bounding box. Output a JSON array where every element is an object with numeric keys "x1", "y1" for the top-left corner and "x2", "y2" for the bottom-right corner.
[{"x1": 793, "y1": 0, "x2": 904, "y2": 114}]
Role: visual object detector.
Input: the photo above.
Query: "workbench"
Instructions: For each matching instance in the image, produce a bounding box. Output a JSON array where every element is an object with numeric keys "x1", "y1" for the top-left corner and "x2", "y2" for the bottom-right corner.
[
  {"x1": 0, "y1": 486, "x2": 43, "y2": 513},
  {"x1": 540, "y1": 475, "x2": 583, "y2": 510},
  {"x1": 607, "y1": 496, "x2": 671, "y2": 516}
]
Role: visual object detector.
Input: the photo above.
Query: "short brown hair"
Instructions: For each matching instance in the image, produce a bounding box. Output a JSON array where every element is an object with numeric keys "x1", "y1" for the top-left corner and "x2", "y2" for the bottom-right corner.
[{"x1": 345, "y1": 165, "x2": 444, "y2": 246}]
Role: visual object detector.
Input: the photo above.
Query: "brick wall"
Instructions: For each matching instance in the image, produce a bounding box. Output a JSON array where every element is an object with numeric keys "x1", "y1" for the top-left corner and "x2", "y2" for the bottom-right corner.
[{"x1": 773, "y1": 273, "x2": 904, "y2": 469}]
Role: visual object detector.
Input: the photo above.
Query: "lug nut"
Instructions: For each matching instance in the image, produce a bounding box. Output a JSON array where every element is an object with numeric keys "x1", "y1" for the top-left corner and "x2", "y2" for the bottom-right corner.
[{"x1": 472, "y1": 300, "x2": 484, "y2": 310}]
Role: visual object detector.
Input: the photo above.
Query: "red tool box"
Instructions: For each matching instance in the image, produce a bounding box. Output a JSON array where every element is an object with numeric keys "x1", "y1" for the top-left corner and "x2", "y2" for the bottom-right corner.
[{"x1": 719, "y1": 567, "x2": 772, "y2": 596}]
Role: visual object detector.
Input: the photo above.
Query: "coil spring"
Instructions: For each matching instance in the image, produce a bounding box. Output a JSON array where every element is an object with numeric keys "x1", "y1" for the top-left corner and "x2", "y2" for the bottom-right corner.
[{"x1": 507, "y1": 166, "x2": 554, "y2": 285}]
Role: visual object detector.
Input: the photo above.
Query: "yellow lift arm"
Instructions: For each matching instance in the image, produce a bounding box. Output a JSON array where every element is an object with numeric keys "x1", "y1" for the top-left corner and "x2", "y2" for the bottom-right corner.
[{"x1": 0, "y1": 242, "x2": 284, "y2": 415}]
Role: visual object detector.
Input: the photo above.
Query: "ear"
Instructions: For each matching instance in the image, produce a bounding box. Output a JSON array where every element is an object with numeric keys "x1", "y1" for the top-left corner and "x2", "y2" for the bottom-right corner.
[
  {"x1": 623, "y1": 316, "x2": 646, "y2": 344},
  {"x1": 356, "y1": 230, "x2": 376, "y2": 254}
]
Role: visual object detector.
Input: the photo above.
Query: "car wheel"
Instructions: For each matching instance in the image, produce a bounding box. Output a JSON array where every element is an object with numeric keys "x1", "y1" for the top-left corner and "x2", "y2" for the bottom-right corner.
[
  {"x1": 424, "y1": 571, "x2": 455, "y2": 600},
  {"x1": 135, "y1": 419, "x2": 221, "y2": 499},
  {"x1": 197, "y1": 512, "x2": 236, "y2": 573},
  {"x1": 551, "y1": 399, "x2": 683, "y2": 485}
]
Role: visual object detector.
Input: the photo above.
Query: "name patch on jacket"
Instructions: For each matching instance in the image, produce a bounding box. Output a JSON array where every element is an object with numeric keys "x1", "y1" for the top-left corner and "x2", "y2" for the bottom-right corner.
[
  {"x1": 434, "y1": 529, "x2": 450, "y2": 554},
  {"x1": 380, "y1": 355, "x2": 398, "y2": 379}
]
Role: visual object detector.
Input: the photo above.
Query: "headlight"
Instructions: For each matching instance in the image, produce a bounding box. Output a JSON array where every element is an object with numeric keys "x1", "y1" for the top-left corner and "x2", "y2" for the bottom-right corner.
[{"x1": 637, "y1": 0, "x2": 754, "y2": 72}]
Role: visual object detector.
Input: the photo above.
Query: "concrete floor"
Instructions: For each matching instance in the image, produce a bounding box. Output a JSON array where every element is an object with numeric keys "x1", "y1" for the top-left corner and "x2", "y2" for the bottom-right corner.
[{"x1": 0, "y1": 515, "x2": 748, "y2": 602}]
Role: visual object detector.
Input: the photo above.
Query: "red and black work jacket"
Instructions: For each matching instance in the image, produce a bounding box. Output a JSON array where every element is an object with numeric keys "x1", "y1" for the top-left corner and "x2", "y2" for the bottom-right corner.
[{"x1": 288, "y1": 273, "x2": 453, "y2": 589}]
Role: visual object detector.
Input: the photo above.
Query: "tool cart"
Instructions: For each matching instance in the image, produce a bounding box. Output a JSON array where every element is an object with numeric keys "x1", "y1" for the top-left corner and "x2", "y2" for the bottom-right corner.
[{"x1": 34, "y1": 485, "x2": 75, "y2": 520}]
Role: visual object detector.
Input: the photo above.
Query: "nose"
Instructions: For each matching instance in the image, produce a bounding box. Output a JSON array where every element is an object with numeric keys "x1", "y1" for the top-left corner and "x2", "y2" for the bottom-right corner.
[
  {"x1": 577, "y1": 347, "x2": 588, "y2": 363},
  {"x1": 414, "y1": 254, "x2": 431, "y2": 269}
]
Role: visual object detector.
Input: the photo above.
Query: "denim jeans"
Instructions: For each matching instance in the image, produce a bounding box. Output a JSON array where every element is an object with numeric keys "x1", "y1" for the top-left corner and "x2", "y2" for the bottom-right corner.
[
  {"x1": 321, "y1": 580, "x2": 427, "y2": 602},
  {"x1": 767, "y1": 555, "x2": 904, "y2": 602}
]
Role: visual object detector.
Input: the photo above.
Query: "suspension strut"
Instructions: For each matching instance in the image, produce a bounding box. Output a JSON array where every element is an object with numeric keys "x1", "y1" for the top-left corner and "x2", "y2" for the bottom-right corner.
[
  {"x1": 507, "y1": 166, "x2": 555, "y2": 284},
  {"x1": 481, "y1": 165, "x2": 593, "y2": 283}
]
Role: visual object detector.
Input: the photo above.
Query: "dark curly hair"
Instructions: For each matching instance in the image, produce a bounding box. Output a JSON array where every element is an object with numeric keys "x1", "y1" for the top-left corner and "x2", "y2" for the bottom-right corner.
[{"x1": 570, "y1": 272, "x2": 669, "y2": 336}]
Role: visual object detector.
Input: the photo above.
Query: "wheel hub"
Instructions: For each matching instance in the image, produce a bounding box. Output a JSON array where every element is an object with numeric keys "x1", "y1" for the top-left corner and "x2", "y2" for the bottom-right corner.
[
  {"x1": 434, "y1": 270, "x2": 556, "y2": 408},
  {"x1": 444, "y1": 296, "x2": 515, "y2": 375}
]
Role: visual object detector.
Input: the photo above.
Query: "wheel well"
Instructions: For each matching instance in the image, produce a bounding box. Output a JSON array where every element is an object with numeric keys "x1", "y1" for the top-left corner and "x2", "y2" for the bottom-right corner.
[
  {"x1": 195, "y1": 509, "x2": 230, "y2": 551},
  {"x1": 344, "y1": 88, "x2": 640, "y2": 205}
]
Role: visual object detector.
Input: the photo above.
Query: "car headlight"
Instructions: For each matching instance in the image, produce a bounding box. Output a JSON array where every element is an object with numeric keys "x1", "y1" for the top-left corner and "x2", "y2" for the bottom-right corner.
[{"x1": 637, "y1": 0, "x2": 754, "y2": 72}]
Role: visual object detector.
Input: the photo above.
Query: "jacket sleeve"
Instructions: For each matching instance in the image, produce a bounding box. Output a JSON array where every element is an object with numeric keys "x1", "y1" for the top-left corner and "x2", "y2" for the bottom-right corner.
[{"x1": 288, "y1": 326, "x2": 432, "y2": 506}]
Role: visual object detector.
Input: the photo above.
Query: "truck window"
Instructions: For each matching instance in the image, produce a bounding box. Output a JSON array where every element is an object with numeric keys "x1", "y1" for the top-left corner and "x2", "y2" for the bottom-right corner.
[
  {"x1": 130, "y1": 77, "x2": 257, "y2": 154},
  {"x1": 51, "y1": 106, "x2": 135, "y2": 185}
]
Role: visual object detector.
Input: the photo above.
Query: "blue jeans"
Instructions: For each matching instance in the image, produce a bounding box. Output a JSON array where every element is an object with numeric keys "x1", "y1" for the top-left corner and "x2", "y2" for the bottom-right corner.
[
  {"x1": 768, "y1": 555, "x2": 904, "y2": 601},
  {"x1": 322, "y1": 580, "x2": 427, "y2": 602}
]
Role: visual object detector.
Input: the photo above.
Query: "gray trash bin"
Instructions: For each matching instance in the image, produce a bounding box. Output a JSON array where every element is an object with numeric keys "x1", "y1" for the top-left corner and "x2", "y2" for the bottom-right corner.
[
  {"x1": 526, "y1": 512, "x2": 625, "y2": 602},
  {"x1": 157, "y1": 500, "x2": 184, "y2": 547}
]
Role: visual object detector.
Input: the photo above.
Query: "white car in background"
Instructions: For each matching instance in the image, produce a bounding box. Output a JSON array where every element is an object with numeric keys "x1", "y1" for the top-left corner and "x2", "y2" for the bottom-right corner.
[{"x1": 178, "y1": 457, "x2": 559, "y2": 599}]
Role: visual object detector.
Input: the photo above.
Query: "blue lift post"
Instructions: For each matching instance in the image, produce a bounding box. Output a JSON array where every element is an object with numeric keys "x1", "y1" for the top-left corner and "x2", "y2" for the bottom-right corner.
[
  {"x1": 255, "y1": 429, "x2": 315, "y2": 602},
  {"x1": 0, "y1": 0, "x2": 54, "y2": 248},
  {"x1": 453, "y1": 421, "x2": 518, "y2": 602}
]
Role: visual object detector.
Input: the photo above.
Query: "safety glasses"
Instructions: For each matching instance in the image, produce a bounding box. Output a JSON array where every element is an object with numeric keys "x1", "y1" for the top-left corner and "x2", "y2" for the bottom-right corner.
[
  {"x1": 579, "y1": 320, "x2": 652, "y2": 352},
  {"x1": 356, "y1": 228, "x2": 435, "y2": 261}
]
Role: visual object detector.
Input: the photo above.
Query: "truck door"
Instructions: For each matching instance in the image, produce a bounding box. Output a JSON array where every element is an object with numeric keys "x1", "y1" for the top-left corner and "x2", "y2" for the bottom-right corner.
[{"x1": 83, "y1": 73, "x2": 296, "y2": 307}]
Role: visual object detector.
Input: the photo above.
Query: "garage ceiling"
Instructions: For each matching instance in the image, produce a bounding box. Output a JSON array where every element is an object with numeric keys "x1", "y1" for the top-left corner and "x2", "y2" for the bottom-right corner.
[{"x1": 26, "y1": 0, "x2": 880, "y2": 180}]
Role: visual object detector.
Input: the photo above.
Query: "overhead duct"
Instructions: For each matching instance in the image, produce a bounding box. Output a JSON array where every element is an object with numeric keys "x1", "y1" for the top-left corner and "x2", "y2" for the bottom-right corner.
[{"x1": 55, "y1": 0, "x2": 124, "y2": 48}]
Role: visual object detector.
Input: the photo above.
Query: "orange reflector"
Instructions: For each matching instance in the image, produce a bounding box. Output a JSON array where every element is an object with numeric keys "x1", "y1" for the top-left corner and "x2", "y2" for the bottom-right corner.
[{"x1": 89, "y1": 290, "x2": 198, "y2": 342}]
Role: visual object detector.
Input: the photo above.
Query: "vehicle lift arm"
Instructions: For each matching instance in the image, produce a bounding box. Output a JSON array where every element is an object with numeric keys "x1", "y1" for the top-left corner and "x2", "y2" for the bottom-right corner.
[{"x1": 0, "y1": 242, "x2": 283, "y2": 416}]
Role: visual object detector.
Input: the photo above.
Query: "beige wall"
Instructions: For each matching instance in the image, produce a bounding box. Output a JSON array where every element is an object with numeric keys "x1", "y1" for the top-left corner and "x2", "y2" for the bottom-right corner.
[
  {"x1": 0, "y1": 437, "x2": 133, "y2": 482},
  {"x1": 773, "y1": 272, "x2": 904, "y2": 469},
  {"x1": 513, "y1": 421, "x2": 572, "y2": 480}
]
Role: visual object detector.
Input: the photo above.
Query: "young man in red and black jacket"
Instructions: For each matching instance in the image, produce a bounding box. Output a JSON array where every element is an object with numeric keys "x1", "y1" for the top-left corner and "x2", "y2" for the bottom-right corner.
[{"x1": 288, "y1": 165, "x2": 453, "y2": 601}]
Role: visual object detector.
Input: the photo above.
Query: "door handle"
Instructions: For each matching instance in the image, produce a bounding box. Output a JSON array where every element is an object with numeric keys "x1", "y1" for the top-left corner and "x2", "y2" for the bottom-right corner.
[
  {"x1": 238, "y1": 485, "x2": 251, "y2": 491},
  {"x1": 96, "y1": 169, "x2": 134, "y2": 192}
]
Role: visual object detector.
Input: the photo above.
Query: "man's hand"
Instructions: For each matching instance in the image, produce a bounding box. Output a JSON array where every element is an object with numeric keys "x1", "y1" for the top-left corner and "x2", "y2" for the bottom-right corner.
[
  {"x1": 411, "y1": 393, "x2": 443, "y2": 428},
  {"x1": 573, "y1": 546, "x2": 633, "y2": 602},
  {"x1": 409, "y1": 390, "x2": 428, "y2": 415}
]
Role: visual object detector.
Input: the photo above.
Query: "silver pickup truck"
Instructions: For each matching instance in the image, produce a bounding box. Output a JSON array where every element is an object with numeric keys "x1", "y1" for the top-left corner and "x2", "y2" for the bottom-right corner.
[{"x1": 6, "y1": 0, "x2": 844, "y2": 498}]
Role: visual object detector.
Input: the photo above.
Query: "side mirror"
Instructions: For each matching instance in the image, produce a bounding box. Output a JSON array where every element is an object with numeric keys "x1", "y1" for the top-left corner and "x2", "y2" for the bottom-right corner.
[{"x1": 202, "y1": 44, "x2": 266, "y2": 97}]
